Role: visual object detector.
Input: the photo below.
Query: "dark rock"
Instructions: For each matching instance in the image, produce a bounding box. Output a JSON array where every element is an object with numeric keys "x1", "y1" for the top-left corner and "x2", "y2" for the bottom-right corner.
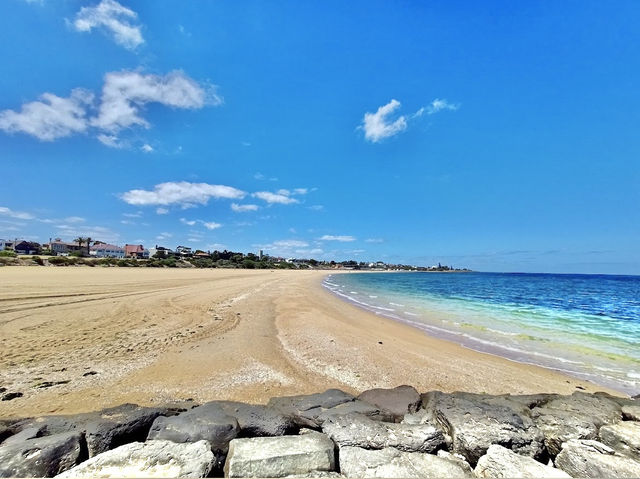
[
  {"x1": 147, "y1": 402, "x2": 240, "y2": 471},
  {"x1": 0, "y1": 387, "x2": 5, "y2": 394},
  {"x1": 1, "y1": 425, "x2": 46, "y2": 446},
  {"x1": 33, "y1": 380, "x2": 70, "y2": 389},
  {"x1": 358, "y1": 385, "x2": 421, "y2": 421},
  {"x1": 267, "y1": 389, "x2": 356, "y2": 428},
  {"x1": 322, "y1": 413, "x2": 445, "y2": 453},
  {"x1": 420, "y1": 391, "x2": 545, "y2": 466},
  {"x1": 82, "y1": 371, "x2": 98, "y2": 377},
  {"x1": 84, "y1": 403, "x2": 169, "y2": 457},
  {"x1": 555, "y1": 439, "x2": 640, "y2": 478},
  {"x1": 212, "y1": 401, "x2": 296, "y2": 436},
  {"x1": 531, "y1": 391, "x2": 623, "y2": 457},
  {"x1": 315, "y1": 399, "x2": 395, "y2": 425},
  {"x1": 0, "y1": 431, "x2": 85, "y2": 477},
  {"x1": 1, "y1": 392, "x2": 23, "y2": 401},
  {"x1": 10, "y1": 403, "x2": 172, "y2": 458}
]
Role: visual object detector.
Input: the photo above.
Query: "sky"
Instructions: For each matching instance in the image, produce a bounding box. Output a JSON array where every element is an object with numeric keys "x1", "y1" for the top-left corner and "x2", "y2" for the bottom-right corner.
[{"x1": 1, "y1": 0, "x2": 639, "y2": 274}]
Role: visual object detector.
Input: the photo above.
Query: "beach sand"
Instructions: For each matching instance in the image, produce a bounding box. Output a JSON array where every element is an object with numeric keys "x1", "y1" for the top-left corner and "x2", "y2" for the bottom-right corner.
[{"x1": 0, "y1": 267, "x2": 620, "y2": 418}]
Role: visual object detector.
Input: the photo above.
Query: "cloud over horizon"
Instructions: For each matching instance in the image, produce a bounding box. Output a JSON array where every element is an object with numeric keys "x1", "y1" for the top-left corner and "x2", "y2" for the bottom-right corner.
[{"x1": 120, "y1": 181, "x2": 246, "y2": 208}]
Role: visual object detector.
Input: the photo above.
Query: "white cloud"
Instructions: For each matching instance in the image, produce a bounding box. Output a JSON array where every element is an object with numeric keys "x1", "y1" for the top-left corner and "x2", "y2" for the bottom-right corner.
[
  {"x1": 156, "y1": 207, "x2": 169, "y2": 215},
  {"x1": 319, "y1": 235, "x2": 356, "y2": 242},
  {"x1": 97, "y1": 133, "x2": 125, "y2": 148},
  {"x1": 0, "y1": 89, "x2": 93, "y2": 141},
  {"x1": 0, "y1": 206, "x2": 35, "y2": 220},
  {"x1": 64, "y1": 216, "x2": 85, "y2": 223},
  {"x1": 308, "y1": 205, "x2": 324, "y2": 211},
  {"x1": 180, "y1": 218, "x2": 196, "y2": 226},
  {"x1": 92, "y1": 70, "x2": 219, "y2": 133},
  {"x1": 362, "y1": 99, "x2": 407, "y2": 143},
  {"x1": 55, "y1": 224, "x2": 119, "y2": 242},
  {"x1": 231, "y1": 203, "x2": 259, "y2": 212},
  {"x1": 365, "y1": 238, "x2": 384, "y2": 243},
  {"x1": 293, "y1": 188, "x2": 308, "y2": 195},
  {"x1": 121, "y1": 181, "x2": 245, "y2": 208},
  {"x1": 0, "y1": 70, "x2": 215, "y2": 146},
  {"x1": 425, "y1": 98, "x2": 459, "y2": 115},
  {"x1": 73, "y1": 0, "x2": 144, "y2": 50},
  {"x1": 156, "y1": 232, "x2": 172, "y2": 241},
  {"x1": 123, "y1": 211, "x2": 142, "y2": 218},
  {"x1": 202, "y1": 221, "x2": 221, "y2": 230},
  {"x1": 253, "y1": 191, "x2": 299, "y2": 205},
  {"x1": 254, "y1": 172, "x2": 278, "y2": 181}
]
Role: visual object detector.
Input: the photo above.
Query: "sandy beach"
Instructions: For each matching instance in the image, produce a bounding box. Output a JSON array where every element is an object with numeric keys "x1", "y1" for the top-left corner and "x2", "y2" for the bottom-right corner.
[{"x1": 0, "y1": 267, "x2": 620, "y2": 418}]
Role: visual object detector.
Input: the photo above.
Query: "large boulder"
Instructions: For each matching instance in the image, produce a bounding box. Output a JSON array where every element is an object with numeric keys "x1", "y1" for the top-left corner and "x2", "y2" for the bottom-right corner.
[
  {"x1": 475, "y1": 444, "x2": 571, "y2": 478},
  {"x1": 531, "y1": 392, "x2": 622, "y2": 457},
  {"x1": 147, "y1": 402, "x2": 239, "y2": 470},
  {"x1": 10, "y1": 403, "x2": 172, "y2": 457},
  {"x1": 83, "y1": 404, "x2": 170, "y2": 457},
  {"x1": 267, "y1": 389, "x2": 356, "y2": 428},
  {"x1": 599, "y1": 421, "x2": 640, "y2": 459},
  {"x1": 555, "y1": 439, "x2": 640, "y2": 478},
  {"x1": 56, "y1": 440, "x2": 213, "y2": 478},
  {"x1": 338, "y1": 446, "x2": 474, "y2": 478},
  {"x1": 223, "y1": 431, "x2": 335, "y2": 478},
  {"x1": 357, "y1": 385, "x2": 421, "y2": 421},
  {"x1": 0, "y1": 431, "x2": 84, "y2": 478},
  {"x1": 211, "y1": 401, "x2": 296, "y2": 436},
  {"x1": 322, "y1": 413, "x2": 444, "y2": 453},
  {"x1": 316, "y1": 400, "x2": 395, "y2": 425},
  {"x1": 419, "y1": 391, "x2": 545, "y2": 465}
]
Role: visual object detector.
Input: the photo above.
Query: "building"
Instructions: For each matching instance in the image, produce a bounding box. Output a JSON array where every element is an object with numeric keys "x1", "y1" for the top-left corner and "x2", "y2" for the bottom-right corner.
[
  {"x1": 14, "y1": 241, "x2": 40, "y2": 255},
  {"x1": 90, "y1": 243, "x2": 125, "y2": 258},
  {"x1": 0, "y1": 239, "x2": 14, "y2": 251},
  {"x1": 148, "y1": 245, "x2": 173, "y2": 258},
  {"x1": 124, "y1": 244, "x2": 149, "y2": 259},
  {"x1": 47, "y1": 239, "x2": 83, "y2": 256},
  {"x1": 176, "y1": 245, "x2": 192, "y2": 257}
]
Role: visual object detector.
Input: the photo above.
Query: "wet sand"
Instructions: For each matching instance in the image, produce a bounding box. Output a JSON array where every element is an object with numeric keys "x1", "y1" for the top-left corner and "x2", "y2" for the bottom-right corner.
[{"x1": 0, "y1": 267, "x2": 620, "y2": 418}]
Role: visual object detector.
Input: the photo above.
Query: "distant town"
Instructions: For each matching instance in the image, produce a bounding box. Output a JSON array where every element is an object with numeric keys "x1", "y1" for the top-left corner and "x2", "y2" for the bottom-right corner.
[{"x1": 0, "y1": 237, "x2": 469, "y2": 272}]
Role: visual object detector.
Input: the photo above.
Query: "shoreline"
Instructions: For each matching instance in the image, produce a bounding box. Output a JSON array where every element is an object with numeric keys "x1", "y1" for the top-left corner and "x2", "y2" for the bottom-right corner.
[
  {"x1": 0, "y1": 268, "x2": 623, "y2": 418},
  {"x1": 321, "y1": 272, "x2": 635, "y2": 396}
]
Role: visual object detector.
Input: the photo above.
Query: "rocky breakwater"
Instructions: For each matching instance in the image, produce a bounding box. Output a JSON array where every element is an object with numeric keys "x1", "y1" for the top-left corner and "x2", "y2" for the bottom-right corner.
[{"x1": 0, "y1": 386, "x2": 639, "y2": 478}]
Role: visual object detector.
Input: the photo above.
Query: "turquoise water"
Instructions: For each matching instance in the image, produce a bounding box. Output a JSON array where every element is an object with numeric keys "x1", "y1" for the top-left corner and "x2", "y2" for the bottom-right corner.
[{"x1": 323, "y1": 272, "x2": 640, "y2": 395}]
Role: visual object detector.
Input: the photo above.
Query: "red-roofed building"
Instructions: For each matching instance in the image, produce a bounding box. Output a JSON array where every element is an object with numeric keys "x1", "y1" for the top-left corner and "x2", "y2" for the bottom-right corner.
[{"x1": 124, "y1": 244, "x2": 149, "y2": 259}]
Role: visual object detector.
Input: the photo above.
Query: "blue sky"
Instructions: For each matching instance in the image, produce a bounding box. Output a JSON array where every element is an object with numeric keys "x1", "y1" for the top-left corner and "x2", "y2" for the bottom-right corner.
[{"x1": 1, "y1": 0, "x2": 639, "y2": 274}]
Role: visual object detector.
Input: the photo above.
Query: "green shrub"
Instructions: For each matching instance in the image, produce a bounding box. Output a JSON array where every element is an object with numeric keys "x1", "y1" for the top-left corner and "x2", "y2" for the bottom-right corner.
[
  {"x1": 0, "y1": 250, "x2": 17, "y2": 257},
  {"x1": 32, "y1": 256, "x2": 44, "y2": 265}
]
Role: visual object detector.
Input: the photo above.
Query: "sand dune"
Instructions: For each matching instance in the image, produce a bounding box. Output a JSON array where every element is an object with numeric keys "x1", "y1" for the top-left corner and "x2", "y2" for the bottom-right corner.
[{"x1": 0, "y1": 267, "x2": 617, "y2": 418}]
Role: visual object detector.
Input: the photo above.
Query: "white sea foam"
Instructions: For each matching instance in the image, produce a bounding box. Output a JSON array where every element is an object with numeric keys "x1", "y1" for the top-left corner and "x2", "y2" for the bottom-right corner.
[{"x1": 389, "y1": 302, "x2": 405, "y2": 307}]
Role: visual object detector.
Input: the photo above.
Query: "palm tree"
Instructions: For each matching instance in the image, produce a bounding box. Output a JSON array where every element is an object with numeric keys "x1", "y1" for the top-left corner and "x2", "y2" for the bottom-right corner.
[{"x1": 85, "y1": 237, "x2": 92, "y2": 256}]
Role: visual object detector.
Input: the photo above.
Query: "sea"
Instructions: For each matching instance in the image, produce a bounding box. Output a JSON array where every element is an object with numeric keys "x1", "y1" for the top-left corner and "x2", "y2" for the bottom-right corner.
[{"x1": 322, "y1": 272, "x2": 640, "y2": 395}]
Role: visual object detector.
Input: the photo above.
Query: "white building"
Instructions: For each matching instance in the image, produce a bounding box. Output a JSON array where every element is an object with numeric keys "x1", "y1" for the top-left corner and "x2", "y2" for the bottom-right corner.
[
  {"x1": 90, "y1": 243, "x2": 125, "y2": 258},
  {"x1": 0, "y1": 239, "x2": 14, "y2": 251}
]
